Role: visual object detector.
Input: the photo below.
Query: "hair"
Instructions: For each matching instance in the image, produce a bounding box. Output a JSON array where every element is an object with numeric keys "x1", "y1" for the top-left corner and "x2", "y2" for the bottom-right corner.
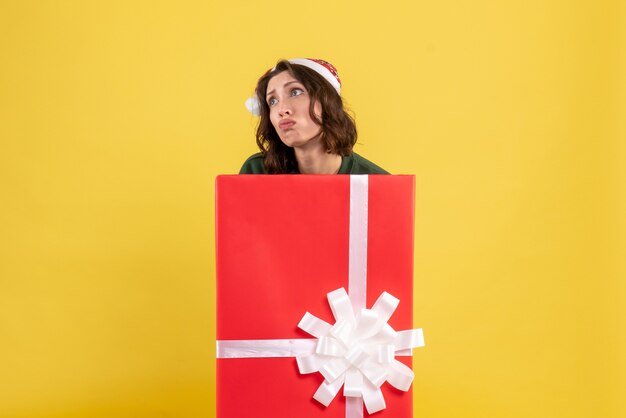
[{"x1": 254, "y1": 60, "x2": 357, "y2": 174}]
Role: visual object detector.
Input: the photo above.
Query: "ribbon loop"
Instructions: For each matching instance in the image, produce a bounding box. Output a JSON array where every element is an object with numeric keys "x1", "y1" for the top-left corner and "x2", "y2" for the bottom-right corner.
[
  {"x1": 344, "y1": 345, "x2": 369, "y2": 368},
  {"x1": 362, "y1": 380, "x2": 386, "y2": 414},
  {"x1": 344, "y1": 369, "x2": 364, "y2": 397},
  {"x1": 328, "y1": 288, "x2": 356, "y2": 324},
  {"x1": 330, "y1": 319, "x2": 354, "y2": 345},
  {"x1": 354, "y1": 309, "x2": 383, "y2": 340},
  {"x1": 385, "y1": 360, "x2": 415, "y2": 391},
  {"x1": 376, "y1": 344, "x2": 395, "y2": 364},
  {"x1": 359, "y1": 360, "x2": 388, "y2": 388},
  {"x1": 321, "y1": 358, "x2": 351, "y2": 382},
  {"x1": 297, "y1": 354, "x2": 327, "y2": 374},
  {"x1": 298, "y1": 312, "x2": 332, "y2": 338},
  {"x1": 316, "y1": 336, "x2": 346, "y2": 357},
  {"x1": 394, "y1": 328, "x2": 425, "y2": 351},
  {"x1": 375, "y1": 323, "x2": 398, "y2": 342},
  {"x1": 371, "y1": 291, "x2": 400, "y2": 323},
  {"x1": 314, "y1": 376, "x2": 345, "y2": 407}
]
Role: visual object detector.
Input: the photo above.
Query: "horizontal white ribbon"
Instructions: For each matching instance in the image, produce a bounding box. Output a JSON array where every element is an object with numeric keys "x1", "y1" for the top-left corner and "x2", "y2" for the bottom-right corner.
[
  {"x1": 217, "y1": 339, "x2": 317, "y2": 358},
  {"x1": 216, "y1": 339, "x2": 415, "y2": 358}
]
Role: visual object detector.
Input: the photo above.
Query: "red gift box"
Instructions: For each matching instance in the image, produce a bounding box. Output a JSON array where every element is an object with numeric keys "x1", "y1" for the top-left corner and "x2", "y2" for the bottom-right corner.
[{"x1": 216, "y1": 175, "x2": 420, "y2": 417}]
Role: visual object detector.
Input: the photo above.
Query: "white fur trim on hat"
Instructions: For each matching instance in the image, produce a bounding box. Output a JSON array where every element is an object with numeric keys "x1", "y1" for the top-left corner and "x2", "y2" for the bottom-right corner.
[{"x1": 284, "y1": 58, "x2": 341, "y2": 95}]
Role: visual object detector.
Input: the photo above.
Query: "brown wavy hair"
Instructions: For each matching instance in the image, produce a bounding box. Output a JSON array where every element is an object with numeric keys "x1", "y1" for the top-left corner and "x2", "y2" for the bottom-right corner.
[{"x1": 254, "y1": 60, "x2": 357, "y2": 174}]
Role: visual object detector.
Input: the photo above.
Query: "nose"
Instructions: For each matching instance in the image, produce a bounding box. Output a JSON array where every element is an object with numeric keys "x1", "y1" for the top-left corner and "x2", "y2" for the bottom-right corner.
[{"x1": 278, "y1": 102, "x2": 292, "y2": 117}]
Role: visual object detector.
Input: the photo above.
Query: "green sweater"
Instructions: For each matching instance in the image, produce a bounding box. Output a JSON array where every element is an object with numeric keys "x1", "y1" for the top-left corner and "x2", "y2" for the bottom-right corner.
[{"x1": 239, "y1": 152, "x2": 389, "y2": 174}]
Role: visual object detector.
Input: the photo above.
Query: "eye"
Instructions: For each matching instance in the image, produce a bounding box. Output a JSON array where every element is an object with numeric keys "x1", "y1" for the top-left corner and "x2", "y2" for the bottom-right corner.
[
  {"x1": 291, "y1": 88, "x2": 304, "y2": 97},
  {"x1": 267, "y1": 97, "x2": 278, "y2": 107}
]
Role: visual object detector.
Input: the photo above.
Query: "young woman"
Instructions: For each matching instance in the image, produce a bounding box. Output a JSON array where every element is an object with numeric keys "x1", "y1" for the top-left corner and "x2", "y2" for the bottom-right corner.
[{"x1": 239, "y1": 58, "x2": 388, "y2": 174}]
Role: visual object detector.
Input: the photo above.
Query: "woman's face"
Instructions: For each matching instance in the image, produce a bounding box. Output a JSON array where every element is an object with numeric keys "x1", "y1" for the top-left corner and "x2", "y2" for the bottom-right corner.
[{"x1": 265, "y1": 71, "x2": 322, "y2": 149}]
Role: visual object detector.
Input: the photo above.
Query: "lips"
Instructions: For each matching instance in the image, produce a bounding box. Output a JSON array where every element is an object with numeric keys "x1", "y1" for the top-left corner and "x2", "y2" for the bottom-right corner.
[{"x1": 278, "y1": 119, "x2": 296, "y2": 130}]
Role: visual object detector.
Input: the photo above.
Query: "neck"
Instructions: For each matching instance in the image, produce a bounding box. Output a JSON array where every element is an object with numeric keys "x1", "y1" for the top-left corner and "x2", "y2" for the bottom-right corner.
[{"x1": 294, "y1": 138, "x2": 342, "y2": 174}]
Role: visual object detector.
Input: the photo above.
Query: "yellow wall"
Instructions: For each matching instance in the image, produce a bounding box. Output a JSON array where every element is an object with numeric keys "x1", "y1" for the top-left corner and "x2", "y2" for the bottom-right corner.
[{"x1": 1, "y1": 1, "x2": 624, "y2": 417}]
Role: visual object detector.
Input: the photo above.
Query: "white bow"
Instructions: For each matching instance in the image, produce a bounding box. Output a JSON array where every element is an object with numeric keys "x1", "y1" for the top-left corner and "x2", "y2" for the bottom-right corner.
[{"x1": 297, "y1": 288, "x2": 425, "y2": 414}]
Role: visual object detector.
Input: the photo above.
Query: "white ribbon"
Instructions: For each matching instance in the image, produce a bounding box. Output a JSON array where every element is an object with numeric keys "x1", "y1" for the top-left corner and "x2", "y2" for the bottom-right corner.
[
  {"x1": 296, "y1": 288, "x2": 424, "y2": 415},
  {"x1": 216, "y1": 175, "x2": 425, "y2": 417},
  {"x1": 348, "y1": 175, "x2": 369, "y2": 312},
  {"x1": 217, "y1": 339, "x2": 317, "y2": 358}
]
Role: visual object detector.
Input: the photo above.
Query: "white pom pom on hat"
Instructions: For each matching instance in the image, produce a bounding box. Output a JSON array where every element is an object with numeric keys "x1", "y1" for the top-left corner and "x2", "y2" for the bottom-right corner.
[
  {"x1": 245, "y1": 58, "x2": 342, "y2": 116},
  {"x1": 245, "y1": 96, "x2": 262, "y2": 116}
]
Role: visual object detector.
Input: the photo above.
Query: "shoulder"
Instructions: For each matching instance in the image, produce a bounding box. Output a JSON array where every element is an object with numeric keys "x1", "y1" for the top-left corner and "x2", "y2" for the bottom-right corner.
[
  {"x1": 239, "y1": 153, "x2": 267, "y2": 174},
  {"x1": 343, "y1": 153, "x2": 389, "y2": 174}
]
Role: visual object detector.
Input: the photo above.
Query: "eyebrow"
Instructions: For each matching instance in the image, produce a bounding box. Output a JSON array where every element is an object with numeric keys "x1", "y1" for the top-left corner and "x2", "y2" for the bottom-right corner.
[{"x1": 266, "y1": 81, "x2": 301, "y2": 98}]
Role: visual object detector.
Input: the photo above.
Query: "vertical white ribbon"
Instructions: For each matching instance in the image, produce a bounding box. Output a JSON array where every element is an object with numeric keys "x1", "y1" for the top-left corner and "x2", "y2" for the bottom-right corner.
[
  {"x1": 348, "y1": 175, "x2": 368, "y2": 313},
  {"x1": 346, "y1": 175, "x2": 369, "y2": 418},
  {"x1": 346, "y1": 396, "x2": 364, "y2": 418}
]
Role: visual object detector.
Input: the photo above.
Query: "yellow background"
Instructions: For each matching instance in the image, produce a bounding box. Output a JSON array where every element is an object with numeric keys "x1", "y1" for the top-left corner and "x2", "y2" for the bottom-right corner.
[{"x1": 1, "y1": 1, "x2": 624, "y2": 417}]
